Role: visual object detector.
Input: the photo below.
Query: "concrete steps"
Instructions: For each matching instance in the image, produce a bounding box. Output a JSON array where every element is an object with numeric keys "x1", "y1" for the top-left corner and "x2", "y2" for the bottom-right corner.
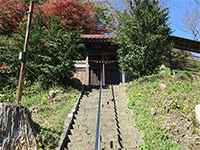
[
  {"x1": 66, "y1": 86, "x2": 141, "y2": 150},
  {"x1": 101, "y1": 88, "x2": 121, "y2": 150},
  {"x1": 67, "y1": 89, "x2": 99, "y2": 150}
]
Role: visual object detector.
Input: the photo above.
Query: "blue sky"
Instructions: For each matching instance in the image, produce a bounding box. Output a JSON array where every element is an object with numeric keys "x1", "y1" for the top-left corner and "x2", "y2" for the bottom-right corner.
[
  {"x1": 109, "y1": 0, "x2": 199, "y2": 40},
  {"x1": 164, "y1": 0, "x2": 198, "y2": 39}
]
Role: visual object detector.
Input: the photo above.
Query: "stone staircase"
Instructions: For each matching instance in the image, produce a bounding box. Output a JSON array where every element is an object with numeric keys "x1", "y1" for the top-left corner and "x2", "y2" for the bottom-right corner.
[
  {"x1": 66, "y1": 86, "x2": 142, "y2": 150},
  {"x1": 101, "y1": 88, "x2": 121, "y2": 150},
  {"x1": 68, "y1": 89, "x2": 99, "y2": 150}
]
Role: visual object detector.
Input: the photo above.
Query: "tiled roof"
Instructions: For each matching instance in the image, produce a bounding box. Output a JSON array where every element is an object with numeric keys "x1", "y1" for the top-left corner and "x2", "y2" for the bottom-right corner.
[{"x1": 81, "y1": 34, "x2": 113, "y2": 40}]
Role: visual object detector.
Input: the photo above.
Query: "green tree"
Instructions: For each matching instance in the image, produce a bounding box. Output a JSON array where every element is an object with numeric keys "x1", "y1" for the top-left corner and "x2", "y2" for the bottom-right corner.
[
  {"x1": 117, "y1": 0, "x2": 172, "y2": 77},
  {"x1": 95, "y1": 3, "x2": 114, "y2": 32},
  {"x1": 0, "y1": 15, "x2": 85, "y2": 89},
  {"x1": 0, "y1": 35, "x2": 19, "y2": 88},
  {"x1": 17, "y1": 15, "x2": 85, "y2": 88}
]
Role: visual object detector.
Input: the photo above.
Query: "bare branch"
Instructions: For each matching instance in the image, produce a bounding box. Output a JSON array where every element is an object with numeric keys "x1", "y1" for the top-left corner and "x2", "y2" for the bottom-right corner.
[
  {"x1": 182, "y1": 7, "x2": 200, "y2": 39},
  {"x1": 193, "y1": 0, "x2": 200, "y2": 5}
]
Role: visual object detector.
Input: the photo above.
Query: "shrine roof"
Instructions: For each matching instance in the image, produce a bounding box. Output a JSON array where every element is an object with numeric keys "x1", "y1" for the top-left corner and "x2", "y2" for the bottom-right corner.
[
  {"x1": 81, "y1": 34, "x2": 113, "y2": 42},
  {"x1": 81, "y1": 34, "x2": 200, "y2": 53}
]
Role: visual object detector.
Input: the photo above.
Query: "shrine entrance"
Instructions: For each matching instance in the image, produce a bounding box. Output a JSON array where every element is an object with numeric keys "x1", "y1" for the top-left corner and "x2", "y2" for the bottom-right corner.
[
  {"x1": 89, "y1": 55, "x2": 121, "y2": 86},
  {"x1": 74, "y1": 34, "x2": 124, "y2": 86}
]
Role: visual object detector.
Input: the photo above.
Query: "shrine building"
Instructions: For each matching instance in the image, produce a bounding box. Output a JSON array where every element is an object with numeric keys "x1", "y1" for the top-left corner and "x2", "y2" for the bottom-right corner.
[{"x1": 73, "y1": 34, "x2": 200, "y2": 86}]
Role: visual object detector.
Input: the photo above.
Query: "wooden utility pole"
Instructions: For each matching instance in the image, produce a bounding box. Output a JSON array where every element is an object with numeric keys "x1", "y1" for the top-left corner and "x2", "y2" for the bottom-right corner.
[{"x1": 16, "y1": 1, "x2": 34, "y2": 104}]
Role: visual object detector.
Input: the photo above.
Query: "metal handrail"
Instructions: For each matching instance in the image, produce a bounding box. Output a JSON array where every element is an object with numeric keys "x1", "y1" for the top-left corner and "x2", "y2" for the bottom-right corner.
[{"x1": 95, "y1": 69, "x2": 103, "y2": 150}]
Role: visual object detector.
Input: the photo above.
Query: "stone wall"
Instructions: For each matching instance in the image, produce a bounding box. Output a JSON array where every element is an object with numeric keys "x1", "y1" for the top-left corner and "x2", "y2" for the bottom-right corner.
[{"x1": 74, "y1": 61, "x2": 88, "y2": 85}]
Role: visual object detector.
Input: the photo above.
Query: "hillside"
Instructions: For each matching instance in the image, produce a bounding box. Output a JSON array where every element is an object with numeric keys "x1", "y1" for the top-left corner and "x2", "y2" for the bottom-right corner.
[{"x1": 128, "y1": 64, "x2": 200, "y2": 149}]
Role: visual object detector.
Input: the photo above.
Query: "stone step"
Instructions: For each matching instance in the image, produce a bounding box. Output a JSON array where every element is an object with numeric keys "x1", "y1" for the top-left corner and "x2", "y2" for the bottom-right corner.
[
  {"x1": 66, "y1": 87, "x2": 131, "y2": 150},
  {"x1": 67, "y1": 89, "x2": 100, "y2": 150}
]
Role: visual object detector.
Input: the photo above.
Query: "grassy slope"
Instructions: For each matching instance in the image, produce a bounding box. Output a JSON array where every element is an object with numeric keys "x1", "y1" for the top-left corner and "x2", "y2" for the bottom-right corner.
[
  {"x1": 23, "y1": 84, "x2": 79, "y2": 149},
  {"x1": 0, "y1": 83, "x2": 79, "y2": 149},
  {"x1": 128, "y1": 68, "x2": 200, "y2": 149},
  {"x1": 128, "y1": 49, "x2": 200, "y2": 149}
]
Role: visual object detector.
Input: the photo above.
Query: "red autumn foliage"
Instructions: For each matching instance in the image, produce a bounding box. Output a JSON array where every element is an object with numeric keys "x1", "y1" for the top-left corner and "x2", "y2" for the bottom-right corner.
[
  {"x1": 0, "y1": 0, "x2": 108, "y2": 34},
  {"x1": 40, "y1": 0, "x2": 97, "y2": 33},
  {"x1": 0, "y1": 0, "x2": 27, "y2": 34}
]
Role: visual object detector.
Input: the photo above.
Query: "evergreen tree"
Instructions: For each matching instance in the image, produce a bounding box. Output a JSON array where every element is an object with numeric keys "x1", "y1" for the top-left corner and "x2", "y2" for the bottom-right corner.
[{"x1": 117, "y1": 0, "x2": 172, "y2": 77}]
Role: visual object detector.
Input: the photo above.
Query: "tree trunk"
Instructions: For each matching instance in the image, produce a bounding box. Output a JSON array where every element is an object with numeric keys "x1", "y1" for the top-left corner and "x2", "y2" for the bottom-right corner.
[{"x1": 0, "y1": 103, "x2": 37, "y2": 150}]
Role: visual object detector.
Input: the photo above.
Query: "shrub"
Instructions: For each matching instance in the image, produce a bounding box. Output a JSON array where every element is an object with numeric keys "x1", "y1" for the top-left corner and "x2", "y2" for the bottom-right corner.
[{"x1": 0, "y1": 35, "x2": 19, "y2": 89}]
